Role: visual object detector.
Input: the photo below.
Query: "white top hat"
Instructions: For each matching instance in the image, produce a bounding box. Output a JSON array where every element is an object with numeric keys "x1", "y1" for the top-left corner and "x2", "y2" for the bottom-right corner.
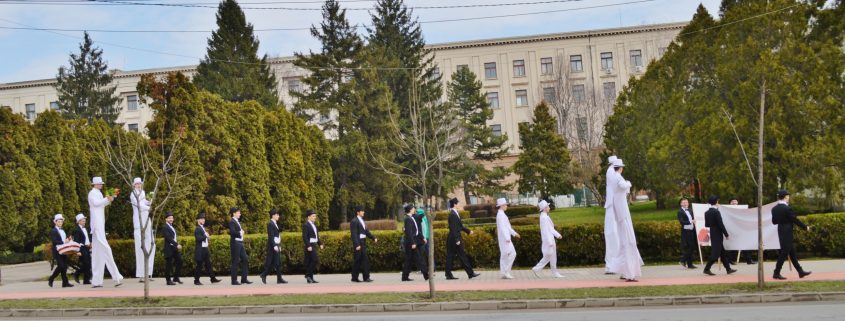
[
  {"x1": 75, "y1": 213, "x2": 86, "y2": 223},
  {"x1": 612, "y1": 159, "x2": 625, "y2": 167},
  {"x1": 133, "y1": 177, "x2": 143, "y2": 185},
  {"x1": 496, "y1": 198, "x2": 508, "y2": 207},
  {"x1": 608, "y1": 155, "x2": 618, "y2": 165},
  {"x1": 91, "y1": 176, "x2": 104, "y2": 185},
  {"x1": 53, "y1": 214, "x2": 64, "y2": 222},
  {"x1": 538, "y1": 200, "x2": 550, "y2": 211}
]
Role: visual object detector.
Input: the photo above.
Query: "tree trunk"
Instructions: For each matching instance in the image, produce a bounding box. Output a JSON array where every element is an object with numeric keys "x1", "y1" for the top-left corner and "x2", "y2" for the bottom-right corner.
[
  {"x1": 757, "y1": 81, "x2": 766, "y2": 290},
  {"x1": 463, "y1": 180, "x2": 471, "y2": 207},
  {"x1": 655, "y1": 192, "x2": 666, "y2": 209}
]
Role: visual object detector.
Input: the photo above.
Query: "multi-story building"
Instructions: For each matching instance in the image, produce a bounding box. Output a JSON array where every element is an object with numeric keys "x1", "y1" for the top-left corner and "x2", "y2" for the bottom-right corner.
[{"x1": 0, "y1": 22, "x2": 684, "y2": 205}]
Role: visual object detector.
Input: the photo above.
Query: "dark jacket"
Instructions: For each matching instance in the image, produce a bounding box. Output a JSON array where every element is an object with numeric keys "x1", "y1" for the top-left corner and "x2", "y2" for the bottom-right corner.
[
  {"x1": 266, "y1": 220, "x2": 280, "y2": 251},
  {"x1": 677, "y1": 207, "x2": 695, "y2": 227},
  {"x1": 403, "y1": 214, "x2": 424, "y2": 247},
  {"x1": 350, "y1": 216, "x2": 375, "y2": 248},
  {"x1": 49, "y1": 227, "x2": 66, "y2": 257},
  {"x1": 447, "y1": 208, "x2": 471, "y2": 243},
  {"x1": 704, "y1": 207, "x2": 729, "y2": 242},
  {"x1": 229, "y1": 218, "x2": 243, "y2": 243},
  {"x1": 162, "y1": 223, "x2": 179, "y2": 258},
  {"x1": 194, "y1": 225, "x2": 209, "y2": 258},
  {"x1": 72, "y1": 226, "x2": 91, "y2": 255},
  {"x1": 301, "y1": 221, "x2": 322, "y2": 248},
  {"x1": 772, "y1": 203, "x2": 807, "y2": 245}
]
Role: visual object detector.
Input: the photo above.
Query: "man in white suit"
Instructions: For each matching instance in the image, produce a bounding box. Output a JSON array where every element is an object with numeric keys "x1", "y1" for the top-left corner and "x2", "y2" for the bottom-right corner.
[
  {"x1": 607, "y1": 159, "x2": 643, "y2": 281},
  {"x1": 88, "y1": 176, "x2": 123, "y2": 288},
  {"x1": 604, "y1": 155, "x2": 621, "y2": 274},
  {"x1": 130, "y1": 177, "x2": 155, "y2": 281},
  {"x1": 495, "y1": 198, "x2": 520, "y2": 279}
]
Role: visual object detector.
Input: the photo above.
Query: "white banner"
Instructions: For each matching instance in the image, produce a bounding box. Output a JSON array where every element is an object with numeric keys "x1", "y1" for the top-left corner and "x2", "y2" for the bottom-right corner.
[{"x1": 691, "y1": 202, "x2": 780, "y2": 250}]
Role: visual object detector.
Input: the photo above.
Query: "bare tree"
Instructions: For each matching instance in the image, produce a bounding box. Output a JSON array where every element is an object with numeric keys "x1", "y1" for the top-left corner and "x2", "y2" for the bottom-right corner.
[
  {"x1": 541, "y1": 54, "x2": 612, "y2": 205},
  {"x1": 370, "y1": 79, "x2": 464, "y2": 298},
  {"x1": 95, "y1": 126, "x2": 191, "y2": 301}
]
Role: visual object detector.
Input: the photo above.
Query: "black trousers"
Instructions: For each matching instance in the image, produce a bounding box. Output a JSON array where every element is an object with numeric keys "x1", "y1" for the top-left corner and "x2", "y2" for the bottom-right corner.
[
  {"x1": 445, "y1": 238, "x2": 474, "y2": 277},
  {"x1": 230, "y1": 241, "x2": 249, "y2": 282},
  {"x1": 679, "y1": 229, "x2": 697, "y2": 267},
  {"x1": 704, "y1": 238, "x2": 731, "y2": 271},
  {"x1": 74, "y1": 247, "x2": 92, "y2": 283},
  {"x1": 49, "y1": 253, "x2": 70, "y2": 286},
  {"x1": 351, "y1": 242, "x2": 370, "y2": 281},
  {"x1": 194, "y1": 248, "x2": 215, "y2": 281},
  {"x1": 304, "y1": 243, "x2": 319, "y2": 279},
  {"x1": 774, "y1": 237, "x2": 804, "y2": 274},
  {"x1": 261, "y1": 248, "x2": 283, "y2": 281},
  {"x1": 165, "y1": 252, "x2": 183, "y2": 282},
  {"x1": 401, "y1": 242, "x2": 428, "y2": 279}
]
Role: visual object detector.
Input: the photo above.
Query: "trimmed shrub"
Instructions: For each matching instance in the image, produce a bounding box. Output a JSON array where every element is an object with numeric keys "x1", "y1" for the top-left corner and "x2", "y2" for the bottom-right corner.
[
  {"x1": 471, "y1": 210, "x2": 490, "y2": 218},
  {"x1": 510, "y1": 216, "x2": 537, "y2": 226},
  {"x1": 432, "y1": 210, "x2": 470, "y2": 221},
  {"x1": 338, "y1": 219, "x2": 398, "y2": 231},
  {"x1": 45, "y1": 213, "x2": 844, "y2": 278},
  {"x1": 506, "y1": 205, "x2": 540, "y2": 217},
  {"x1": 465, "y1": 204, "x2": 496, "y2": 218}
]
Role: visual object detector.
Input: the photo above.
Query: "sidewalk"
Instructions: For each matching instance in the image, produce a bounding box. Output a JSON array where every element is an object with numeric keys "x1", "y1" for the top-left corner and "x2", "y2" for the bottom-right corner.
[{"x1": 1, "y1": 259, "x2": 844, "y2": 300}]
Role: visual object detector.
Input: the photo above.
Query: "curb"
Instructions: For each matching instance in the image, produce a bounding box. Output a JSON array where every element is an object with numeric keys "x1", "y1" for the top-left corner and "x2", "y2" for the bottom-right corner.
[{"x1": 1, "y1": 292, "x2": 843, "y2": 318}]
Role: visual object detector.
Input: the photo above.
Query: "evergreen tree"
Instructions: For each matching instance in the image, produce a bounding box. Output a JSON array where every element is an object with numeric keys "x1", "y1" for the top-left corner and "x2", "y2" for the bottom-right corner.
[
  {"x1": 447, "y1": 67, "x2": 510, "y2": 201},
  {"x1": 513, "y1": 102, "x2": 572, "y2": 200},
  {"x1": 33, "y1": 111, "x2": 83, "y2": 239},
  {"x1": 54, "y1": 32, "x2": 121, "y2": 125},
  {"x1": 0, "y1": 108, "x2": 42, "y2": 252},
  {"x1": 193, "y1": 0, "x2": 279, "y2": 108}
]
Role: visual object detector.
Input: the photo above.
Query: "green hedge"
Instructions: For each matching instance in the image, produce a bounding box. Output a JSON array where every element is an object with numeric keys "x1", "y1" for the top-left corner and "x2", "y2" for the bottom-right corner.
[
  {"x1": 432, "y1": 210, "x2": 470, "y2": 221},
  {"x1": 48, "y1": 213, "x2": 844, "y2": 278}
]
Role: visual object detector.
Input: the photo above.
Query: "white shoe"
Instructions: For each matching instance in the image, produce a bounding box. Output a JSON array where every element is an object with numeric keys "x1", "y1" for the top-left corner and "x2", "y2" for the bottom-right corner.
[
  {"x1": 502, "y1": 273, "x2": 514, "y2": 279},
  {"x1": 553, "y1": 273, "x2": 564, "y2": 278},
  {"x1": 531, "y1": 268, "x2": 540, "y2": 278}
]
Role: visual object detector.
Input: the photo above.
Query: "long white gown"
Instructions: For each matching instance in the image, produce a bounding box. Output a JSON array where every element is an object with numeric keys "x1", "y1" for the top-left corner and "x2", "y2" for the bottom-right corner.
[
  {"x1": 131, "y1": 189, "x2": 155, "y2": 278},
  {"x1": 604, "y1": 165, "x2": 621, "y2": 273},
  {"x1": 608, "y1": 172, "x2": 644, "y2": 280},
  {"x1": 89, "y1": 188, "x2": 124, "y2": 286}
]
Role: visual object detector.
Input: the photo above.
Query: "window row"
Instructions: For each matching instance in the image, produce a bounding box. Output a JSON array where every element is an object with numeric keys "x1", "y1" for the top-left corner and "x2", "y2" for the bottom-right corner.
[
  {"x1": 21, "y1": 94, "x2": 140, "y2": 121},
  {"x1": 470, "y1": 49, "x2": 650, "y2": 80},
  {"x1": 483, "y1": 82, "x2": 616, "y2": 109}
]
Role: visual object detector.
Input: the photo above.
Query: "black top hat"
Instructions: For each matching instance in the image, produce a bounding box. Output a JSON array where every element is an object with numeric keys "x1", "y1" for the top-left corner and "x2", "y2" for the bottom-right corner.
[
  {"x1": 403, "y1": 204, "x2": 415, "y2": 213},
  {"x1": 164, "y1": 211, "x2": 174, "y2": 218},
  {"x1": 305, "y1": 209, "x2": 316, "y2": 217},
  {"x1": 777, "y1": 190, "x2": 790, "y2": 199},
  {"x1": 707, "y1": 195, "x2": 719, "y2": 206},
  {"x1": 269, "y1": 208, "x2": 279, "y2": 217},
  {"x1": 230, "y1": 207, "x2": 240, "y2": 215},
  {"x1": 354, "y1": 205, "x2": 365, "y2": 213},
  {"x1": 196, "y1": 212, "x2": 206, "y2": 220}
]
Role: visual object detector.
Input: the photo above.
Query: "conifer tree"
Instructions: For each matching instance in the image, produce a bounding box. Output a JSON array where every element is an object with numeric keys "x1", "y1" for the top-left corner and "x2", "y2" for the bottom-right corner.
[
  {"x1": 54, "y1": 32, "x2": 121, "y2": 125},
  {"x1": 513, "y1": 102, "x2": 572, "y2": 200}
]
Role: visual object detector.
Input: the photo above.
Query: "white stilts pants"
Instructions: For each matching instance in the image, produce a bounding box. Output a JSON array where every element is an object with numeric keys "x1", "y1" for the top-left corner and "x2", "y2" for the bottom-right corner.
[
  {"x1": 499, "y1": 243, "x2": 516, "y2": 275},
  {"x1": 134, "y1": 228, "x2": 156, "y2": 278},
  {"x1": 92, "y1": 238, "x2": 123, "y2": 286}
]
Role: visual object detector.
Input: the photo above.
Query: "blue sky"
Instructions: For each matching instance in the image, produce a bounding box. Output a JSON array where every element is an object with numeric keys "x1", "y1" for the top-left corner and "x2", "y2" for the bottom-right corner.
[{"x1": 0, "y1": 0, "x2": 721, "y2": 83}]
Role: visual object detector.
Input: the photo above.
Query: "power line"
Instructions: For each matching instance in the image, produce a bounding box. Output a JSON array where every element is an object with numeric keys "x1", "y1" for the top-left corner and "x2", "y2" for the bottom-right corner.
[
  {"x1": 676, "y1": 3, "x2": 803, "y2": 37},
  {"x1": 0, "y1": 0, "x2": 653, "y2": 33},
  {"x1": 0, "y1": 0, "x2": 588, "y2": 10}
]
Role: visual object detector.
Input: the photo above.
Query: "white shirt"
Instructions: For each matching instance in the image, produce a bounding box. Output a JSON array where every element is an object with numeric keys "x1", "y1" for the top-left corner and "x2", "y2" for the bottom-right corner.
[
  {"x1": 681, "y1": 207, "x2": 694, "y2": 230},
  {"x1": 408, "y1": 215, "x2": 419, "y2": 236},
  {"x1": 233, "y1": 218, "x2": 243, "y2": 242},
  {"x1": 308, "y1": 221, "x2": 318, "y2": 242},
  {"x1": 358, "y1": 216, "x2": 366, "y2": 230},
  {"x1": 80, "y1": 227, "x2": 90, "y2": 246},
  {"x1": 199, "y1": 224, "x2": 209, "y2": 248},
  {"x1": 167, "y1": 223, "x2": 176, "y2": 236},
  {"x1": 56, "y1": 227, "x2": 67, "y2": 244}
]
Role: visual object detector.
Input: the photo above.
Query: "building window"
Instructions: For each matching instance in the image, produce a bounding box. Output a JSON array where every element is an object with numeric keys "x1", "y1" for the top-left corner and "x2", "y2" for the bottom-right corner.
[
  {"x1": 491, "y1": 124, "x2": 502, "y2": 137},
  {"x1": 513, "y1": 59, "x2": 526, "y2": 77},
  {"x1": 629, "y1": 50, "x2": 643, "y2": 67},
  {"x1": 543, "y1": 87, "x2": 555, "y2": 103},
  {"x1": 576, "y1": 117, "x2": 588, "y2": 144},
  {"x1": 484, "y1": 62, "x2": 497, "y2": 79},
  {"x1": 540, "y1": 57, "x2": 553, "y2": 75},
  {"x1": 572, "y1": 85, "x2": 586, "y2": 103},
  {"x1": 515, "y1": 89, "x2": 528, "y2": 107},
  {"x1": 658, "y1": 47, "x2": 668, "y2": 58},
  {"x1": 600, "y1": 52, "x2": 613, "y2": 71},
  {"x1": 569, "y1": 55, "x2": 583, "y2": 72},
  {"x1": 127, "y1": 95, "x2": 138, "y2": 111},
  {"x1": 25, "y1": 103, "x2": 36, "y2": 120},
  {"x1": 432, "y1": 66, "x2": 441, "y2": 80},
  {"x1": 456, "y1": 64, "x2": 468, "y2": 72},
  {"x1": 287, "y1": 78, "x2": 302, "y2": 93},
  {"x1": 50, "y1": 101, "x2": 59, "y2": 110},
  {"x1": 128, "y1": 123, "x2": 139, "y2": 133},
  {"x1": 486, "y1": 92, "x2": 499, "y2": 109},
  {"x1": 603, "y1": 82, "x2": 617, "y2": 101}
]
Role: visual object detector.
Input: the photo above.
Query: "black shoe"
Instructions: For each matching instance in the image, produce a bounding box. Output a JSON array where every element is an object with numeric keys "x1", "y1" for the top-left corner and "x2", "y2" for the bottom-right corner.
[
  {"x1": 363, "y1": 279, "x2": 374, "y2": 283},
  {"x1": 402, "y1": 278, "x2": 414, "y2": 282},
  {"x1": 423, "y1": 274, "x2": 429, "y2": 281},
  {"x1": 62, "y1": 283, "x2": 74, "y2": 288},
  {"x1": 242, "y1": 280, "x2": 253, "y2": 285},
  {"x1": 261, "y1": 275, "x2": 267, "y2": 284},
  {"x1": 704, "y1": 270, "x2": 716, "y2": 276},
  {"x1": 747, "y1": 260, "x2": 757, "y2": 265},
  {"x1": 799, "y1": 271, "x2": 812, "y2": 278},
  {"x1": 469, "y1": 273, "x2": 481, "y2": 279},
  {"x1": 74, "y1": 273, "x2": 80, "y2": 284},
  {"x1": 231, "y1": 281, "x2": 241, "y2": 285},
  {"x1": 277, "y1": 279, "x2": 288, "y2": 284},
  {"x1": 351, "y1": 279, "x2": 362, "y2": 283},
  {"x1": 727, "y1": 269, "x2": 738, "y2": 274},
  {"x1": 310, "y1": 278, "x2": 318, "y2": 284},
  {"x1": 210, "y1": 278, "x2": 222, "y2": 283},
  {"x1": 688, "y1": 265, "x2": 698, "y2": 269},
  {"x1": 167, "y1": 281, "x2": 176, "y2": 286},
  {"x1": 174, "y1": 279, "x2": 183, "y2": 284},
  {"x1": 773, "y1": 274, "x2": 787, "y2": 280},
  {"x1": 92, "y1": 285, "x2": 103, "y2": 288},
  {"x1": 139, "y1": 279, "x2": 146, "y2": 283},
  {"x1": 445, "y1": 276, "x2": 459, "y2": 280},
  {"x1": 195, "y1": 280, "x2": 203, "y2": 285},
  {"x1": 83, "y1": 281, "x2": 91, "y2": 285},
  {"x1": 48, "y1": 278, "x2": 54, "y2": 288}
]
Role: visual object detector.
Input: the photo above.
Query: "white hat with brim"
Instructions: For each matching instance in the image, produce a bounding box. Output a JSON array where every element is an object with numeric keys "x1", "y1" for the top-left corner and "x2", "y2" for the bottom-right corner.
[
  {"x1": 608, "y1": 155, "x2": 618, "y2": 165},
  {"x1": 75, "y1": 213, "x2": 86, "y2": 223},
  {"x1": 538, "y1": 200, "x2": 550, "y2": 211},
  {"x1": 612, "y1": 159, "x2": 625, "y2": 167},
  {"x1": 496, "y1": 198, "x2": 508, "y2": 207},
  {"x1": 91, "y1": 176, "x2": 104, "y2": 185},
  {"x1": 53, "y1": 214, "x2": 64, "y2": 222},
  {"x1": 133, "y1": 177, "x2": 143, "y2": 185}
]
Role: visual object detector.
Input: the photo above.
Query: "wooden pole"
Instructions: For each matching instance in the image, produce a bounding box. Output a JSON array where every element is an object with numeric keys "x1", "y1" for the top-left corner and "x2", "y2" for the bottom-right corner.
[{"x1": 757, "y1": 80, "x2": 766, "y2": 290}]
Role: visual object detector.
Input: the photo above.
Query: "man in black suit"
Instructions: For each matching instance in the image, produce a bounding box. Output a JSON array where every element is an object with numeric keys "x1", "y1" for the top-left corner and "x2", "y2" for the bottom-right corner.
[
  {"x1": 48, "y1": 214, "x2": 74, "y2": 288},
  {"x1": 677, "y1": 198, "x2": 697, "y2": 269},
  {"x1": 162, "y1": 211, "x2": 183, "y2": 285},
  {"x1": 772, "y1": 190, "x2": 812, "y2": 280},
  {"x1": 229, "y1": 207, "x2": 252, "y2": 285},
  {"x1": 260, "y1": 208, "x2": 287, "y2": 284},
  {"x1": 401, "y1": 204, "x2": 429, "y2": 281},
  {"x1": 302, "y1": 209, "x2": 324, "y2": 283},
  {"x1": 703, "y1": 196, "x2": 737, "y2": 275},
  {"x1": 72, "y1": 213, "x2": 92, "y2": 284},
  {"x1": 350, "y1": 205, "x2": 378, "y2": 283},
  {"x1": 194, "y1": 213, "x2": 221, "y2": 285},
  {"x1": 445, "y1": 198, "x2": 480, "y2": 280}
]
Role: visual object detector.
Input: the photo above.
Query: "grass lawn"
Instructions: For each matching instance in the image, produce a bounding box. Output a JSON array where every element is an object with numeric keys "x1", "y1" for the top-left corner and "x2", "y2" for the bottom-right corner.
[
  {"x1": 548, "y1": 201, "x2": 676, "y2": 226},
  {"x1": 1, "y1": 280, "x2": 843, "y2": 309}
]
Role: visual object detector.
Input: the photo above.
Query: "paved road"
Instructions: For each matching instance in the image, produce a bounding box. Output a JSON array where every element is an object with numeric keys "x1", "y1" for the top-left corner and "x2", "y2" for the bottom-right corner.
[{"x1": 43, "y1": 302, "x2": 844, "y2": 321}]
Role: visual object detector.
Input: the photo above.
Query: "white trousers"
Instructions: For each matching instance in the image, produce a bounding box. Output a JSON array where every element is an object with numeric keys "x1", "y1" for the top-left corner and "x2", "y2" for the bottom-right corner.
[
  {"x1": 499, "y1": 243, "x2": 516, "y2": 275},
  {"x1": 134, "y1": 228, "x2": 156, "y2": 278},
  {"x1": 533, "y1": 245, "x2": 558, "y2": 273},
  {"x1": 92, "y1": 237, "x2": 123, "y2": 286}
]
